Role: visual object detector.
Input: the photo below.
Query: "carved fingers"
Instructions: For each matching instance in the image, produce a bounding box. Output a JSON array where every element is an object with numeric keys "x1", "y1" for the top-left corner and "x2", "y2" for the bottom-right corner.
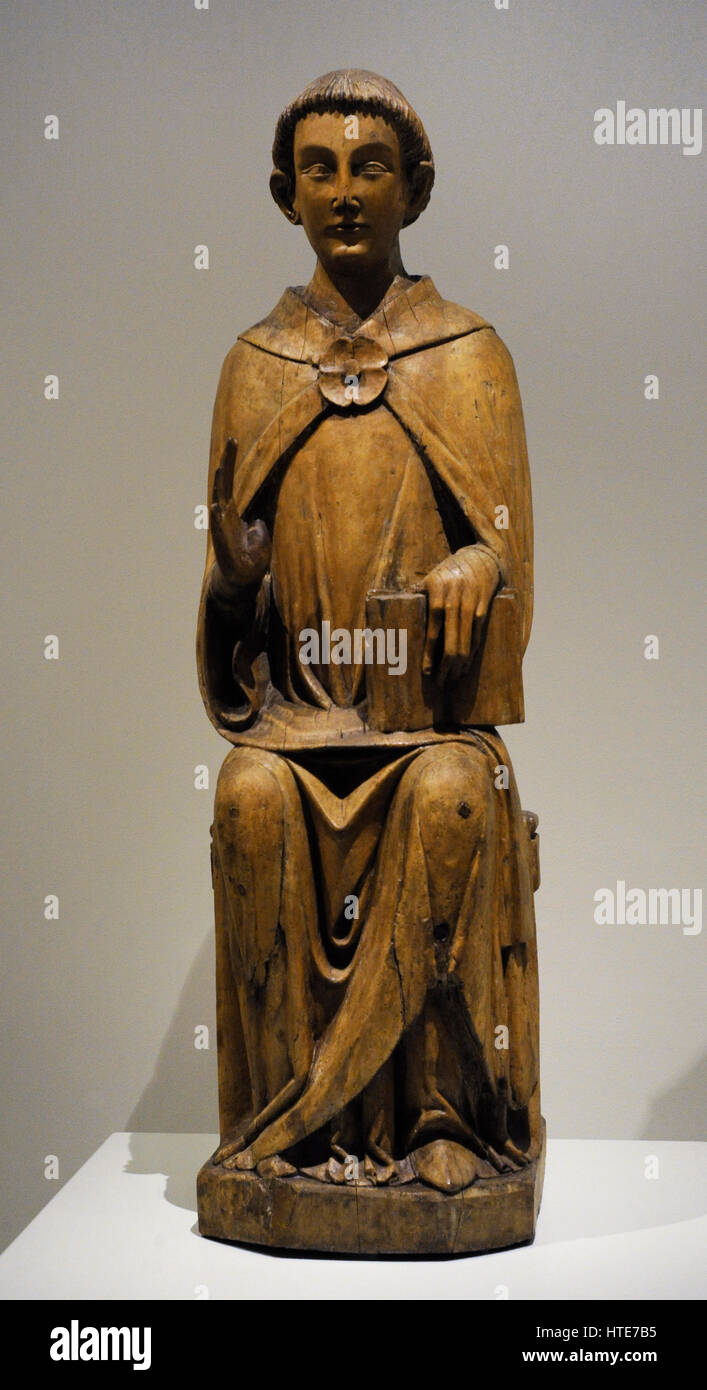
[{"x1": 420, "y1": 546, "x2": 500, "y2": 686}]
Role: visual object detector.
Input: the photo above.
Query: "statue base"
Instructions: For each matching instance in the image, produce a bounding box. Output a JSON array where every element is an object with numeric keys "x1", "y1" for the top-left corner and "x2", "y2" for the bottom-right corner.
[{"x1": 197, "y1": 1123, "x2": 545, "y2": 1256}]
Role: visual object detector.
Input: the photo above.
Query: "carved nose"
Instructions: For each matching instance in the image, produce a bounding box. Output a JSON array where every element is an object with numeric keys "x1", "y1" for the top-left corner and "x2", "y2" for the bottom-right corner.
[{"x1": 331, "y1": 191, "x2": 359, "y2": 212}]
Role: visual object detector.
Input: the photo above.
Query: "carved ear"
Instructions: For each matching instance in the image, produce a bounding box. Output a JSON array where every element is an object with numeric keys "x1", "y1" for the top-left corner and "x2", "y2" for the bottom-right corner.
[
  {"x1": 269, "y1": 169, "x2": 301, "y2": 224},
  {"x1": 403, "y1": 159, "x2": 435, "y2": 228}
]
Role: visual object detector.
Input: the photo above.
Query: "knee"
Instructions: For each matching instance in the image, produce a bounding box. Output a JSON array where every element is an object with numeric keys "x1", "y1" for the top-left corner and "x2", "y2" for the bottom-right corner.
[
  {"x1": 411, "y1": 746, "x2": 494, "y2": 839},
  {"x1": 214, "y1": 749, "x2": 287, "y2": 831}
]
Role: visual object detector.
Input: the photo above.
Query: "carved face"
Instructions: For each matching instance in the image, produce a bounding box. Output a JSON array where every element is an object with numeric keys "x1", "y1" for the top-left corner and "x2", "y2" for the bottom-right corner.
[{"x1": 291, "y1": 111, "x2": 410, "y2": 277}]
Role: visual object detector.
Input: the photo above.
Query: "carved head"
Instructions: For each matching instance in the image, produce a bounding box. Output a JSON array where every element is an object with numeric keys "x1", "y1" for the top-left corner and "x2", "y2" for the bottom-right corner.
[{"x1": 270, "y1": 70, "x2": 434, "y2": 278}]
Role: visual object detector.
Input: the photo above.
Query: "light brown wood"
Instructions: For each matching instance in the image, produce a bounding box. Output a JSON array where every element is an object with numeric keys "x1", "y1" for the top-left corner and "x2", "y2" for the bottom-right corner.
[{"x1": 196, "y1": 70, "x2": 543, "y2": 1255}]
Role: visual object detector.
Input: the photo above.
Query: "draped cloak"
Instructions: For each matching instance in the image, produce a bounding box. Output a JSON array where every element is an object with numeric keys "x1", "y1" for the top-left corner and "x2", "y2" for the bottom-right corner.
[{"x1": 196, "y1": 275, "x2": 541, "y2": 1175}]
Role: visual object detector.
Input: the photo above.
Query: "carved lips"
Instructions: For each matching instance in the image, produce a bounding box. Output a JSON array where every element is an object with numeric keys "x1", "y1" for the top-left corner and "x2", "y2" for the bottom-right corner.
[{"x1": 317, "y1": 335, "x2": 389, "y2": 407}]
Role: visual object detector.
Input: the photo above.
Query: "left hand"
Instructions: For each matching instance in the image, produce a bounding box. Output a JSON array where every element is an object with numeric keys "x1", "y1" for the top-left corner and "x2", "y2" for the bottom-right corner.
[{"x1": 419, "y1": 546, "x2": 500, "y2": 685}]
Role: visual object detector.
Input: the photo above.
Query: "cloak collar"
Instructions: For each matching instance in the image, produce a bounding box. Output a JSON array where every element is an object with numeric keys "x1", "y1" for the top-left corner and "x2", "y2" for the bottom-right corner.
[{"x1": 238, "y1": 275, "x2": 490, "y2": 365}]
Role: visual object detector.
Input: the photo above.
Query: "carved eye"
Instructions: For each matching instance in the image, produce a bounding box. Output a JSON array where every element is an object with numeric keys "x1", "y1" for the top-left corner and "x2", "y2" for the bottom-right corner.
[{"x1": 303, "y1": 163, "x2": 331, "y2": 179}]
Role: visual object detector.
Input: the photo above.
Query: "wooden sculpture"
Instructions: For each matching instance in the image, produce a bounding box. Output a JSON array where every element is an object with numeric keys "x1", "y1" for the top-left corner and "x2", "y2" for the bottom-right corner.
[{"x1": 196, "y1": 70, "x2": 544, "y2": 1255}]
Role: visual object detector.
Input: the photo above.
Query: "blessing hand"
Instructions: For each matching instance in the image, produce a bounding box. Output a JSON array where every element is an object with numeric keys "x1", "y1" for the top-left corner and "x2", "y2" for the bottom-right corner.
[
  {"x1": 209, "y1": 437, "x2": 271, "y2": 594},
  {"x1": 419, "y1": 546, "x2": 500, "y2": 686}
]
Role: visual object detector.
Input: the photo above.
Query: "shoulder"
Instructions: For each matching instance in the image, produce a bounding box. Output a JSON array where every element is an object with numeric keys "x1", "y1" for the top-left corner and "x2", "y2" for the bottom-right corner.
[
  {"x1": 215, "y1": 336, "x2": 252, "y2": 382},
  {"x1": 415, "y1": 279, "x2": 492, "y2": 339},
  {"x1": 431, "y1": 301, "x2": 519, "y2": 385},
  {"x1": 213, "y1": 318, "x2": 303, "y2": 406},
  {"x1": 415, "y1": 279, "x2": 516, "y2": 362},
  {"x1": 212, "y1": 288, "x2": 308, "y2": 386},
  {"x1": 209, "y1": 299, "x2": 317, "y2": 458},
  {"x1": 237, "y1": 288, "x2": 313, "y2": 361},
  {"x1": 403, "y1": 279, "x2": 517, "y2": 382}
]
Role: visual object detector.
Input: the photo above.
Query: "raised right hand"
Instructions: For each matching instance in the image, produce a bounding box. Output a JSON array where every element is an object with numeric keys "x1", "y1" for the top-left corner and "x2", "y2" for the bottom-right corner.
[{"x1": 209, "y1": 437, "x2": 271, "y2": 590}]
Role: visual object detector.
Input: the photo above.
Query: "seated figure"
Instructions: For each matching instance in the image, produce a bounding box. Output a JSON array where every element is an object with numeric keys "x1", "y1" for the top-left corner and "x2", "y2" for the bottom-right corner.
[{"x1": 196, "y1": 70, "x2": 544, "y2": 1255}]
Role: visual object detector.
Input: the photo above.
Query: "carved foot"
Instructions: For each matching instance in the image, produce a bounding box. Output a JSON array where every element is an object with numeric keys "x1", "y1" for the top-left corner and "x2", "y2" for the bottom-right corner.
[
  {"x1": 255, "y1": 1154, "x2": 297, "y2": 1179},
  {"x1": 223, "y1": 1145, "x2": 256, "y2": 1171},
  {"x1": 300, "y1": 1151, "x2": 416, "y2": 1186},
  {"x1": 213, "y1": 1131, "x2": 247, "y2": 1166},
  {"x1": 301, "y1": 1154, "x2": 368, "y2": 1184},
  {"x1": 216, "y1": 1141, "x2": 296, "y2": 1176},
  {"x1": 502, "y1": 1138, "x2": 533, "y2": 1167}
]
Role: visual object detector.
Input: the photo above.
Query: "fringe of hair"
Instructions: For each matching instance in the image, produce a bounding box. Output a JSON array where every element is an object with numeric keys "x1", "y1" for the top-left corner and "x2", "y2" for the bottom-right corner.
[{"x1": 272, "y1": 69, "x2": 434, "y2": 202}]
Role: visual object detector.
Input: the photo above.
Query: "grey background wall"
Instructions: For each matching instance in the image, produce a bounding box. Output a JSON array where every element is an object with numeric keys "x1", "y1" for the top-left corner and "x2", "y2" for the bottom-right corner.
[{"x1": 2, "y1": 0, "x2": 704, "y2": 1253}]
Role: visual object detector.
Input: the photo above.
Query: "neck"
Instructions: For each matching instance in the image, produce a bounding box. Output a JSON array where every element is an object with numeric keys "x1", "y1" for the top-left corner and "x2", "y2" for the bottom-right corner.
[{"x1": 309, "y1": 247, "x2": 409, "y2": 323}]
